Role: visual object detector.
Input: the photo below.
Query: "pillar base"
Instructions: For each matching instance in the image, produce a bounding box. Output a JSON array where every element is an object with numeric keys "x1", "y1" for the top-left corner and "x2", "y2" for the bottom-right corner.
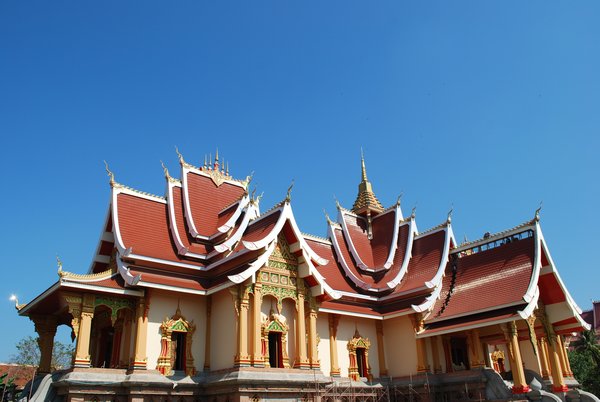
[
  {"x1": 512, "y1": 385, "x2": 531, "y2": 394},
  {"x1": 552, "y1": 385, "x2": 569, "y2": 393},
  {"x1": 293, "y1": 359, "x2": 311, "y2": 369},
  {"x1": 129, "y1": 360, "x2": 147, "y2": 371},
  {"x1": 73, "y1": 358, "x2": 91, "y2": 368},
  {"x1": 234, "y1": 355, "x2": 251, "y2": 368},
  {"x1": 329, "y1": 370, "x2": 341, "y2": 377}
]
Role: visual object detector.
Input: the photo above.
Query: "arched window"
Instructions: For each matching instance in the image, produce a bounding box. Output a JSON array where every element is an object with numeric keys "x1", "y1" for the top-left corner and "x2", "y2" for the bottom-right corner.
[
  {"x1": 347, "y1": 329, "x2": 372, "y2": 381},
  {"x1": 156, "y1": 307, "x2": 196, "y2": 376}
]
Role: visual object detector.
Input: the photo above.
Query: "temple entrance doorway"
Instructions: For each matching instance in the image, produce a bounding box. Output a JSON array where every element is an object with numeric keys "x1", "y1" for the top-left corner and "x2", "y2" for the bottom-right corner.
[
  {"x1": 450, "y1": 337, "x2": 470, "y2": 371},
  {"x1": 356, "y1": 347, "x2": 368, "y2": 378},
  {"x1": 268, "y1": 332, "x2": 283, "y2": 368},
  {"x1": 171, "y1": 331, "x2": 186, "y2": 371}
]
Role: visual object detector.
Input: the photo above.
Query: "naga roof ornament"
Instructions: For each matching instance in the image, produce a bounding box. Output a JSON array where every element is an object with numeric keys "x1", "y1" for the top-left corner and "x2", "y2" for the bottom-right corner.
[{"x1": 351, "y1": 150, "x2": 384, "y2": 215}]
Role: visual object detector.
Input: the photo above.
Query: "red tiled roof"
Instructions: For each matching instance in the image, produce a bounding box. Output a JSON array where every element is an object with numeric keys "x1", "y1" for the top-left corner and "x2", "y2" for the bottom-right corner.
[
  {"x1": 241, "y1": 210, "x2": 282, "y2": 243},
  {"x1": 422, "y1": 310, "x2": 521, "y2": 337},
  {"x1": 428, "y1": 236, "x2": 535, "y2": 323},
  {"x1": 343, "y1": 211, "x2": 396, "y2": 268},
  {"x1": 117, "y1": 193, "x2": 204, "y2": 267},
  {"x1": 184, "y1": 171, "x2": 245, "y2": 237},
  {"x1": 171, "y1": 186, "x2": 208, "y2": 255},
  {"x1": 538, "y1": 272, "x2": 566, "y2": 305},
  {"x1": 305, "y1": 238, "x2": 356, "y2": 293},
  {"x1": 130, "y1": 268, "x2": 209, "y2": 292},
  {"x1": 394, "y1": 230, "x2": 446, "y2": 294},
  {"x1": 0, "y1": 365, "x2": 36, "y2": 389}
]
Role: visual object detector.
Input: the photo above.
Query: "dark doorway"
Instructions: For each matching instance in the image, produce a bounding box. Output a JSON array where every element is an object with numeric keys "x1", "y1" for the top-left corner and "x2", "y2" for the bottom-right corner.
[
  {"x1": 450, "y1": 337, "x2": 470, "y2": 370},
  {"x1": 268, "y1": 332, "x2": 283, "y2": 368},
  {"x1": 172, "y1": 331, "x2": 186, "y2": 371},
  {"x1": 356, "y1": 347, "x2": 367, "y2": 377}
]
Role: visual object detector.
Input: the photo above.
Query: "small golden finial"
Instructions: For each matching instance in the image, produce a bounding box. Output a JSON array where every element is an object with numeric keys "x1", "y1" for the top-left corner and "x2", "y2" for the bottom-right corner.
[
  {"x1": 103, "y1": 161, "x2": 115, "y2": 186},
  {"x1": 56, "y1": 254, "x2": 63, "y2": 272},
  {"x1": 334, "y1": 196, "x2": 341, "y2": 210},
  {"x1": 175, "y1": 146, "x2": 185, "y2": 164},
  {"x1": 251, "y1": 187, "x2": 257, "y2": 200},
  {"x1": 534, "y1": 201, "x2": 543, "y2": 222},
  {"x1": 203, "y1": 154, "x2": 208, "y2": 168},
  {"x1": 324, "y1": 209, "x2": 332, "y2": 225},
  {"x1": 285, "y1": 179, "x2": 294, "y2": 202},
  {"x1": 411, "y1": 205, "x2": 417, "y2": 218},
  {"x1": 209, "y1": 153, "x2": 212, "y2": 169},
  {"x1": 226, "y1": 161, "x2": 230, "y2": 176},
  {"x1": 160, "y1": 160, "x2": 170, "y2": 179},
  {"x1": 360, "y1": 148, "x2": 368, "y2": 182},
  {"x1": 396, "y1": 192, "x2": 404, "y2": 206},
  {"x1": 447, "y1": 204, "x2": 453, "y2": 223},
  {"x1": 462, "y1": 234, "x2": 468, "y2": 245},
  {"x1": 256, "y1": 192, "x2": 264, "y2": 204},
  {"x1": 9, "y1": 294, "x2": 23, "y2": 311}
]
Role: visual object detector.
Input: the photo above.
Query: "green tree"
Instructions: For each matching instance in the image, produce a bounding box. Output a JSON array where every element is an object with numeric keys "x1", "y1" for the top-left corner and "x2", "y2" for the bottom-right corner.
[
  {"x1": 569, "y1": 330, "x2": 600, "y2": 396},
  {"x1": 9, "y1": 336, "x2": 74, "y2": 370}
]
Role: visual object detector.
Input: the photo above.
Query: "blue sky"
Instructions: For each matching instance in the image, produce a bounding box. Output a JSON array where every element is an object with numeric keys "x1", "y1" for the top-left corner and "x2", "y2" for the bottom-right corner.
[{"x1": 1, "y1": 1, "x2": 599, "y2": 361}]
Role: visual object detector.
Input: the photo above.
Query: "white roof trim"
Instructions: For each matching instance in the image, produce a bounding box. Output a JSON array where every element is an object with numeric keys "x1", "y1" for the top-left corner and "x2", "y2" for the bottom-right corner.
[
  {"x1": 111, "y1": 187, "x2": 129, "y2": 255},
  {"x1": 386, "y1": 219, "x2": 417, "y2": 288},
  {"x1": 227, "y1": 241, "x2": 276, "y2": 284},
  {"x1": 536, "y1": 225, "x2": 590, "y2": 330},
  {"x1": 522, "y1": 222, "x2": 542, "y2": 303},
  {"x1": 337, "y1": 210, "x2": 370, "y2": 271},
  {"x1": 87, "y1": 203, "x2": 114, "y2": 274},
  {"x1": 217, "y1": 195, "x2": 250, "y2": 233},
  {"x1": 166, "y1": 179, "x2": 208, "y2": 260},
  {"x1": 214, "y1": 202, "x2": 257, "y2": 253},
  {"x1": 328, "y1": 224, "x2": 386, "y2": 292},
  {"x1": 319, "y1": 307, "x2": 382, "y2": 320},
  {"x1": 298, "y1": 254, "x2": 342, "y2": 300},
  {"x1": 425, "y1": 224, "x2": 454, "y2": 289},
  {"x1": 411, "y1": 282, "x2": 443, "y2": 314},
  {"x1": 518, "y1": 286, "x2": 540, "y2": 319},
  {"x1": 117, "y1": 257, "x2": 142, "y2": 286},
  {"x1": 243, "y1": 202, "x2": 328, "y2": 266}
]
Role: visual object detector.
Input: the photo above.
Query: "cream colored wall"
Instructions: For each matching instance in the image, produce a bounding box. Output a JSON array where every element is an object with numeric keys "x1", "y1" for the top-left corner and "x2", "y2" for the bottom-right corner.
[
  {"x1": 316, "y1": 314, "x2": 331, "y2": 375},
  {"x1": 519, "y1": 339, "x2": 541, "y2": 375},
  {"x1": 145, "y1": 289, "x2": 207, "y2": 372},
  {"x1": 281, "y1": 298, "x2": 297, "y2": 365},
  {"x1": 211, "y1": 289, "x2": 236, "y2": 371},
  {"x1": 335, "y1": 316, "x2": 380, "y2": 378},
  {"x1": 383, "y1": 315, "x2": 418, "y2": 377}
]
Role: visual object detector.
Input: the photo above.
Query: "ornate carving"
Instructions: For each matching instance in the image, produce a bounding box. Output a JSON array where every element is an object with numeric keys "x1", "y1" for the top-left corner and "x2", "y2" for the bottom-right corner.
[
  {"x1": 95, "y1": 296, "x2": 135, "y2": 325},
  {"x1": 346, "y1": 329, "x2": 372, "y2": 381},
  {"x1": 261, "y1": 310, "x2": 290, "y2": 368},
  {"x1": 156, "y1": 307, "x2": 196, "y2": 376}
]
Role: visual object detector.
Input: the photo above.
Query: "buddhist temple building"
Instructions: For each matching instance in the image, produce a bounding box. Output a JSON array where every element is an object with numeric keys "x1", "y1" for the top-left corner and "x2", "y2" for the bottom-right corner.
[{"x1": 13, "y1": 150, "x2": 593, "y2": 401}]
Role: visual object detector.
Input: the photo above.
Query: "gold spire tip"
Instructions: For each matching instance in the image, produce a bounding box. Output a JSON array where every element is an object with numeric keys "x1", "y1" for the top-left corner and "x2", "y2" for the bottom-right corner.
[
  {"x1": 285, "y1": 179, "x2": 295, "y2": 202},
  {"x1": 175, "y1": 146, "x2": 184, "y2": 163},
  {"x1": 160, "y1": 160, "x2": 170, "y2": 178},
  {"x1": 103, "y1": 161, "x2": 115, "y2": 185}
]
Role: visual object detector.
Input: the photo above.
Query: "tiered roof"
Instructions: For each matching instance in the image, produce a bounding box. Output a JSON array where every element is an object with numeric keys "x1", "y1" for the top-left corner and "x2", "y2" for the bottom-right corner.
[{"x1": 18, "y1": 150, "x2": 590, "y2": 337}]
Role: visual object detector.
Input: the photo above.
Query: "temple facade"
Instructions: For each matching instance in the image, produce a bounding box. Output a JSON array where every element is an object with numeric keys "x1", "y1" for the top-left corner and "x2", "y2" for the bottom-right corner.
[{"x1": 14, "y1": 150, "x2": 592, "y2": 401}]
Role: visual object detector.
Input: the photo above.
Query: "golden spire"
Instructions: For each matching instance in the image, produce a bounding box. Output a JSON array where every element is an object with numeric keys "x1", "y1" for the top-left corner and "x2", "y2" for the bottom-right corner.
[
  {"x1": 104, "y1": 161, "x2": 115, "y2": 186},
  {"x1": 351, "y1": 150, "x2": 383, "y2": 215}
]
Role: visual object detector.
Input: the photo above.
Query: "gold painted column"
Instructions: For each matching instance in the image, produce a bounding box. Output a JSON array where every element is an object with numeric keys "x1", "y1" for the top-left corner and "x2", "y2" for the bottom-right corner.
[
  {"x1": 538, "y1": 337, "x2": 550, "y2": 380},
  {"x1": 328, "y1": 314, "x2": 340, "y2": 377},
  {"x1": 235, "y1": 286, "x2": 251, "y2": 367},
  {"x1": 503, "y1": 321, "x2": 529, "y2": 394},
  {"x1": 130, "y1": 297, "x2": 148, "y2": 370},
  {"x1": 375, "y1": 321, "x2": 388, "y2": 377},
  {"x1": 74, "y1": 294, "x2": 95, "y2": 368},
  {"x1": 469, "y1": 329, "x2": 485, "y2": 368},
  {"x1": 547, "y1": 333, "x2": 567, "y2": 392},
  {"x1": 31, "y1": 315, "x2": 58, "y2": 374},
  {"x1": 294, "y1": 291, "x2": 309, "y2": 369},
  {"x1": 307, "y1": 306, "x2": 319, "y2": 369},
  {"x1": 204, "y1": 295, "x2": 212, "y2": 371},
  {"x1": 557, "y1": 335, "x2": 573, "y2": 377},
  {"x1": 252, "y1": 284, "x2": 264, "y2": 367},
  {"x1": 120, "y1": 313, "x2": 133, "y2": 368}
]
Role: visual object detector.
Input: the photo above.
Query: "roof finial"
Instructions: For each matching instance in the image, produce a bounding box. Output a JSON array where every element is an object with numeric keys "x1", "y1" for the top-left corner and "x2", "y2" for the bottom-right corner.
[
  {"x1": 203, "y1": 154, "x2": 208, "y2": 169},
  {"x1": 360, "y1": 147, "x2": 368, "y2": 182},
  {"x1": 103, "y1": 161, "x2": 115, "y2": 186},
  {"x1": 285, "y1": 179, "x2": 295, "y2": 202},
  {"x1": 324, "y1": 209, "x2": 332, "y2": 225},
  {"x1": 214, "y1": 148, "x2": 220, "y2": 170},
  {"x1": 411, "y1": 205, "x2": 417, "y2": 218},
  {"x1": 209, "y1": 153, "x2": 212, "y2": 169},
  {"x1": 396, "y1": 192, "x2": 404, "y2": 207},
  {"x1": 56, "y1": 254, "x2": 63, "y2": 273},
  {"x1": 160, "y1": 160, "x2": 170, "y2": 179},
  {"x1": 9, "y1": 294, "x2": 23, "y2": 311},
  {"x1": 447, "y1": 204, "x2": 454, "y2": 223},
  {"x1": 535, "y1": 201, "x2": 543, "y2": 222},
  {"x1": 175, "y1": 146, "x2": 185, "y2": 164},
  {"x1": 226, "y1": 161, "x2": 230, "y2": 176},
  {"x1": 334, "y1": 195, "x2": 341, "y2": 210}
]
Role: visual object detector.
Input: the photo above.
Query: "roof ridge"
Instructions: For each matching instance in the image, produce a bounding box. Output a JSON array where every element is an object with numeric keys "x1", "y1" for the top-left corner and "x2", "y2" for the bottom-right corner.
[
  {"x1": 114, "y1": 182, "x2": 166, "y2": 200},
  {"x1": 59, "y1": 266, "x2": 116, "y2": 281},
  {"x1": 302, "y1": 232, "x2": 331, "y2": 244},
  {"x1": 418, "y1": 219, "x2": 447, "y2": 236},
  {"x1": 455, "y1": 218, "x2": 536, "y2": 249}
]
